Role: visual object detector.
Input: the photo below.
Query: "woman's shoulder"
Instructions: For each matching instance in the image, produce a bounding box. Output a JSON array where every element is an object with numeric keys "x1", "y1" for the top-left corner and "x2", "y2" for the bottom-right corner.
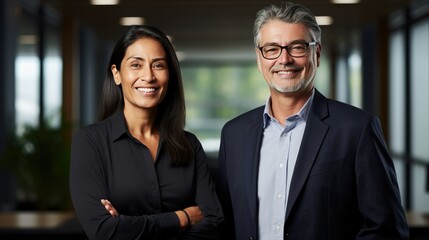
[
  {"x1": 72, "y1": 117, "x2": 116, "y2": 143},
  {"x1": 184, "y1": 130, "x2": 200, "y2": 145}
]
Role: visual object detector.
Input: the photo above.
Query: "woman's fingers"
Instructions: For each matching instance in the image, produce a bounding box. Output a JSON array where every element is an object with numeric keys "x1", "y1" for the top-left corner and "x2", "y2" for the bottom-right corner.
[{"x1": 101, "y1": 199, "x2": 119, "y2": 217}]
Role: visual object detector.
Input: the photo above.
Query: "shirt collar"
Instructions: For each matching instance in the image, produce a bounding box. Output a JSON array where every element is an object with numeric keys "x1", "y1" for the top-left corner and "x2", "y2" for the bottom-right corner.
[
  {"x1": 263, "y1": 88, "x2": 315, "y2": 129},
  {"x1": 110, "y1": 111, "x2": 129, "y2": 141},
  {"x1": 109, "y1": 111, "x2": 164, "y2": 145}
]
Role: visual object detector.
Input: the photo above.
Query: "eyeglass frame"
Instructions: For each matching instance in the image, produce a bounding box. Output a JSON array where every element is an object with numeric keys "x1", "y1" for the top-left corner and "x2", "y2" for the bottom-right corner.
[{"x1": 257, "y1": 41, "x2": 318, "y2": 60}]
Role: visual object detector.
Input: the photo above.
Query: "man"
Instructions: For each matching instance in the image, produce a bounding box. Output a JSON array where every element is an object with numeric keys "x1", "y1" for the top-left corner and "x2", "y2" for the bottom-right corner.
[{"x1": 216, "y1": 2, "x2": 409, "y2": 239}]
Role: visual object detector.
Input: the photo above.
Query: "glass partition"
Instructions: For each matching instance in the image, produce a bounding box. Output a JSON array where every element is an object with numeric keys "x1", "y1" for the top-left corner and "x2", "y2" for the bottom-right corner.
[{"x1": 410, "y1": 19, "x2": 429, "y2": 211}]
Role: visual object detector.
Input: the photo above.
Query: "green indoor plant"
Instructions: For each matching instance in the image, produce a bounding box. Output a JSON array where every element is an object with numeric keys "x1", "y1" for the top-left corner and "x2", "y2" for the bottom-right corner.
[{"x1": 0, "y1": 121, "x2": 72, "y2": 211}]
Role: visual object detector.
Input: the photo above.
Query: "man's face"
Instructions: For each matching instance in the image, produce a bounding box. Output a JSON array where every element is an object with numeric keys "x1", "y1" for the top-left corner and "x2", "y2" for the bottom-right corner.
[{"x1": 256, "y1": 19, "x2": 321, "y2": 96}]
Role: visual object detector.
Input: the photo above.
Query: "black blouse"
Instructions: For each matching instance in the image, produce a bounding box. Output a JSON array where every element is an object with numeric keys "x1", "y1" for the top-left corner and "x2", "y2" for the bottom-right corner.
[{"x1": 69, "y1": 112, "x2": 223, "y2": 240}]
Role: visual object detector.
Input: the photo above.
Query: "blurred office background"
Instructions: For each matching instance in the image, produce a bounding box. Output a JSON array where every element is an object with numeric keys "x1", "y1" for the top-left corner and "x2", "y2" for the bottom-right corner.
[{"x1": 0, "y1": 0, "x2": 428, "y2": 238}]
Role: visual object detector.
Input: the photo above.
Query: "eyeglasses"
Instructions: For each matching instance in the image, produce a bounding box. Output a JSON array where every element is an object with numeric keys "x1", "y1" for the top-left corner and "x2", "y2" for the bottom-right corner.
[{"x1": 258, "y1": 41, "x2": 318, "y2": 60}]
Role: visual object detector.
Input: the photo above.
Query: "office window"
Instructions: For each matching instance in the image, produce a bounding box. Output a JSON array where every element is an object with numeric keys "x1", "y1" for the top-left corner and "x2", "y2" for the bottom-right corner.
[
  {"x1": 388, "y1": 29, "x2": 407, "y2": 206},
  {"x1": 182, "y1": 64, "x2": 266, "y2": 152},
  {"x1": 348, "y1": 51, "x2": 362, "y2": 108},
  {"x1": 14, "y1": 3, "x2": 63, "y2": 134},
  {"x1": 388, "y1": 30, "x2": 406, "y2": 155},
  {"x1": 410, "y1": 20, "x2": 429, "y2": 161},
  {"x1": 15, "y1": 8, "x2": 39, "y2": 135},
  {"x1": 410, "y1": 18, "x2": 429, "y2": 211},
  {"x1": 335, "y1": 55, "x2": 348, "y2": 103},
  {"x1": 43, "y1": 24, "x2": 62, "y2": 128},
  {"x1": 315, "y1": 52, "x2": 331, "y2": 97}
]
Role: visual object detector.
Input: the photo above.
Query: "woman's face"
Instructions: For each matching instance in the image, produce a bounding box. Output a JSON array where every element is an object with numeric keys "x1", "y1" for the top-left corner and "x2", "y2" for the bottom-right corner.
[{"x1": 112, "y1": 37, "x2": 169, "y2": 113}]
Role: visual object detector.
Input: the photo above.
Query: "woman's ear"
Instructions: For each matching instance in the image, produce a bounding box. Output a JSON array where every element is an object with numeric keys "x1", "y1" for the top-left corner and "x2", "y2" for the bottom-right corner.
[{"x1": 111, "y1": 65, "x2": 121, "y2": 85}]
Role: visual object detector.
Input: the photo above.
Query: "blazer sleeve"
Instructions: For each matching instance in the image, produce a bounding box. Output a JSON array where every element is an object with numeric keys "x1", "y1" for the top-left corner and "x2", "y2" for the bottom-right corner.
[
  {"x1": 215, "y1": 126, "x2": 236, "y2": 239},
  {"x1": 69, "y1": 128, "x2": 180, "y2": 240},
  {"x1": 355, "y1": 116, "x2": 409, "y2": 239},
  {"x1": 179, "y1": 133, "x2": 224, "y2": 240}
]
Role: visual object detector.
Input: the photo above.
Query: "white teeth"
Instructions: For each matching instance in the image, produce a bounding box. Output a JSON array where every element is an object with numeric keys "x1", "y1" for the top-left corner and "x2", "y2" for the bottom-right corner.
[
  {"x1": 278, "y1": 70, "x2": 295, "y2": 74},
  {"x1": 136, "y1": 87, "x2": 156, "y2": 93}
]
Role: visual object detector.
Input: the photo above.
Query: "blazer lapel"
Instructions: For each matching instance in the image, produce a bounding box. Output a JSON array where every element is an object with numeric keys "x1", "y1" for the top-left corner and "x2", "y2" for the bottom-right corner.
[
  {"x1": 285, "y1": 90, "x2": 330, "y2": 220},
  {"x1": 244, "y1": 108, "x2": 264, "y2": 227}
]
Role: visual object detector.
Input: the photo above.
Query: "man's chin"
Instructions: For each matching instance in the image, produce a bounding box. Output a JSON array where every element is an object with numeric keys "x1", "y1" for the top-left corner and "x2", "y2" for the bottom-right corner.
[{"x1": 271, "y1": 83, "x2": 301, "y2": 93}]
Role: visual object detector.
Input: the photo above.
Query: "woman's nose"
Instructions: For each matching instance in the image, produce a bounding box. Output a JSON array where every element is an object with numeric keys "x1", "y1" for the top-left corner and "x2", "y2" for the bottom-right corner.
[{"x1": 140, "y1": 67, "x2": 154, "y2": 82}]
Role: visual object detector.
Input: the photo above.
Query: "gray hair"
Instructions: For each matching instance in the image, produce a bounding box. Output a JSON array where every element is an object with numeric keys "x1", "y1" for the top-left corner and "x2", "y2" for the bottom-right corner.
[{"x1": 253, "y1": 2, "x2": 321, "y2": 47}]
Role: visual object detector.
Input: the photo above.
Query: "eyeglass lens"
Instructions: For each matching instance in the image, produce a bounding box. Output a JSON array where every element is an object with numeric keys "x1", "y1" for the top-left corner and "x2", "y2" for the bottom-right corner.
[{"x1": 261, "y1": 43, "x2": 308, "y2": 59}]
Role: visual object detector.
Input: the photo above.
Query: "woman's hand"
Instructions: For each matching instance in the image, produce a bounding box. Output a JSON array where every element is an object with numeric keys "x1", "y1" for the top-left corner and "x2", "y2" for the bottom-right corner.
[
  {"x1": 183, "y1": 206, "x2": 203, "y2": 225},
  {"x1": 101, "y1": 199, "x2": 118, "y2": 217},
  {"x1": 175, "y1": 206, "x2": 203, "y2": 231}
]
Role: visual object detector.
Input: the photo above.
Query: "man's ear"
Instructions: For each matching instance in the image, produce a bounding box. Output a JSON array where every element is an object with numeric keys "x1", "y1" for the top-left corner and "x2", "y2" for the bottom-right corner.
[
  {"x1": 255, "y1": 48, "x2": 262, "y2": 73},
  {"x1": 316, "y1": 44, "x2": 322, "y2": 67},
  {"x1": 111, "y1": 65, "x2": 121, "y2": 85}
]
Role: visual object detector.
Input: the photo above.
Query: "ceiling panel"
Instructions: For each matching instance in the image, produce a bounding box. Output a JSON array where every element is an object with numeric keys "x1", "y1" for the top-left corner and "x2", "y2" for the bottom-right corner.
[{"x1": 42, "y1": 0, "x2": 411, "y2": 57}]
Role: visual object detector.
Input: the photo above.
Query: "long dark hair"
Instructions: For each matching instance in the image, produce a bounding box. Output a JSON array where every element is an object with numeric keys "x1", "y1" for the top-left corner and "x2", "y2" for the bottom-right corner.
[{"x1": 98, "y1": 25, "x2": 193, "y2": 166}]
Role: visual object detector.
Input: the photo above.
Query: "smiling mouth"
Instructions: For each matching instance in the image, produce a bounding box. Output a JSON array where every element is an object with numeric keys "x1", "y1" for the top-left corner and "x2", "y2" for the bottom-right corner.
[
  {"x1": 136, "y1": 87, "x2": 157, "y2": 93},
  {"x1": 276, "y1": 70, "x2": 298, "y2": 75},
  {"x1": 274, "y1": 67, "x2": 302, "y2": 74}
]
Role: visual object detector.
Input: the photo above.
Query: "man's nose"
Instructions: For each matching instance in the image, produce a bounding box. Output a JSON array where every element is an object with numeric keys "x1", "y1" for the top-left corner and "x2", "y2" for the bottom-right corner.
[{"x1": 277, "y1": 48, "x2": 294, "y2": 64}]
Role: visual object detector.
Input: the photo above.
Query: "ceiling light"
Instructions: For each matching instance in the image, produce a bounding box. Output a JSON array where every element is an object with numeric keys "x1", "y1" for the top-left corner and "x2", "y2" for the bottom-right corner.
[
  {"x1": 331, "y1": 0, "x2": 360, "y2": 4},
  {"x1": 90, "y1": 0, "x2": 120, "y2": 5},
  {"x1": 315, "y1": 16, "x2": 333, "y2": 26},
  {"x1": 119, "y1": 17, "x2": 145, "y2": 26}
]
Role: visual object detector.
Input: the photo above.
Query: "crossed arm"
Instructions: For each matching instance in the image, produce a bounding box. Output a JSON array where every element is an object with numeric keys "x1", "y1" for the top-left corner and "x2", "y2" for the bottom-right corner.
[{"x1": 100, "y1": 199, "x2": 203, "y2": 231}]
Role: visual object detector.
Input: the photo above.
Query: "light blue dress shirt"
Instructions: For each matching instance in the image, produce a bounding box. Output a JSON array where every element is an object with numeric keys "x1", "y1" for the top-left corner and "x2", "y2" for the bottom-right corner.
[{"x1": 258, "y1": 90, "x2": 314, "y2": 240}]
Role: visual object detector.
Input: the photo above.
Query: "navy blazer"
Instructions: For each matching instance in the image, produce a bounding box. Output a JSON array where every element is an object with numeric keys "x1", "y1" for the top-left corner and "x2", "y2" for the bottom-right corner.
[{"x1": 216, "y1": 90, "x2": 409, "y2": 240}]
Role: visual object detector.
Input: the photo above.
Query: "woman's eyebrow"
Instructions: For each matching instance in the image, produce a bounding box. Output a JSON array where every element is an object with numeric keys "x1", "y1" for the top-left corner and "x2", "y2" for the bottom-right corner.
[
  {"x1": 126, "y1": 56, "x2": 167, "y2": 62},
  {"x1": 126, "y1": 56, "x2": 144, "y2": 61}
]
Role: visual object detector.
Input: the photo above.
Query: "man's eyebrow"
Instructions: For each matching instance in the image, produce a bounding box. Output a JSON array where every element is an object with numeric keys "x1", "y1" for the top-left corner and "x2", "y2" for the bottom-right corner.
[
  {"x1": 261, "y1": 39, "x2": 308, "y2": 46},
  {"x1": 260, "y1": 42, "x2": 279, "y2": 46}
]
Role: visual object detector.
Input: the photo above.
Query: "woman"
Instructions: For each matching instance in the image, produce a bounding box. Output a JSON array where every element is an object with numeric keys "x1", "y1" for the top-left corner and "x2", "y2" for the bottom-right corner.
[{"x1": 69, "y1": 25, "x2": 223, "y2": 239}]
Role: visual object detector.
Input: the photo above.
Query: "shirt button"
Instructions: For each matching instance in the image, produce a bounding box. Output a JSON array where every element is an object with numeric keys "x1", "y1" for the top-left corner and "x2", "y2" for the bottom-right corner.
[
  {"x1": 279, "y1": 163, "x2": 284, "y2": 168},
  {"x1": 277, "y1": 193, "x2": 282, "y2": 199},
  {"x1": 275, "y1": 225, "x2": 281, "y2": 231}
]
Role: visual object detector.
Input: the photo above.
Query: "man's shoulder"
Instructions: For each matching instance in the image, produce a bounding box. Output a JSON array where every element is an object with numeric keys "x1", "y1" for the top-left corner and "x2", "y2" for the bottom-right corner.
[{"x1": 325, "y1": 98, "x2": 373, "y2": 120}]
